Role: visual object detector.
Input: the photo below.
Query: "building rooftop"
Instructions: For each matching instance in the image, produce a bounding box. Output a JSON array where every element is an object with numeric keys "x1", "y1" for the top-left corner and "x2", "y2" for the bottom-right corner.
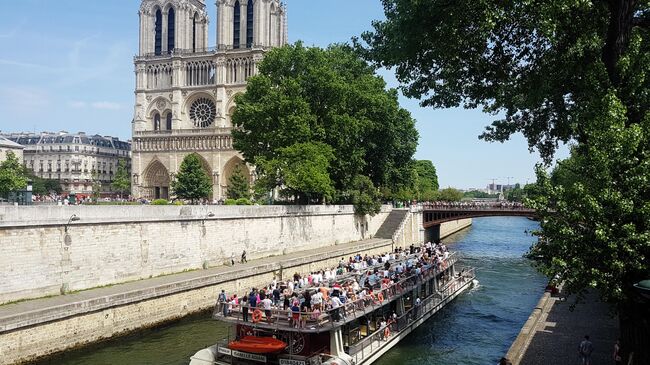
[
  {"x1": 0, "y1": 136, "x2": 25, "y2": 149},
  {"x1": 1, "y1": 132, "x2": 130, "y2": 150}
]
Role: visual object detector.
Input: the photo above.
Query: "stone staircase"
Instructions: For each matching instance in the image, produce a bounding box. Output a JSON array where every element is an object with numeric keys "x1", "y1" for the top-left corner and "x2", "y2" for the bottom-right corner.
[{"x1": 374, "y1": 209, "x2": 410, "y2": 239}]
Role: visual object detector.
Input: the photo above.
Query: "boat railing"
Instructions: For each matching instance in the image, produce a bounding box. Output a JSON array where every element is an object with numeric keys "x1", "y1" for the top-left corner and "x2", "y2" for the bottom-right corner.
[
  {"x1": 347, "y1": 269, "x2": 476, "y2": 364},
  {"x1": 213, "y1": 252, "x2": 462, "y2": 332}
]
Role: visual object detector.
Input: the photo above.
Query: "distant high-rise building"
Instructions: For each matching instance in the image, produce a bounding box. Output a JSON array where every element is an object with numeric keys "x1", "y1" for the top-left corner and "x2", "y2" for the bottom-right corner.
[{"x1": 132, "y1": 0, "x2": 288, "y2": 200}]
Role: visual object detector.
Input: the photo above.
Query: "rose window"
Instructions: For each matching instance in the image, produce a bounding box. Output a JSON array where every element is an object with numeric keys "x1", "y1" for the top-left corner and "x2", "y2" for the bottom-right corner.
[{"x1": 189, "y1": 98, "x2": 216, "y2": 128}]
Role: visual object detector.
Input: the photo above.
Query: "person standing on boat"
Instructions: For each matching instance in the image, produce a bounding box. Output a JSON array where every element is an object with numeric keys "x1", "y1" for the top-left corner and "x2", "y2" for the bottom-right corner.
[
  {"x1": 218, "y1": 290, "x2": 228, "y2": 316},
  {"x1": 241, "y1": 295, "x2": 249, "y2": 322},
  {"x1": 261, "y1": 296, "x2": 273, "y2": 323},
  {"x1": 248, "y1": 288, "x2": 258, "y2": 309}
]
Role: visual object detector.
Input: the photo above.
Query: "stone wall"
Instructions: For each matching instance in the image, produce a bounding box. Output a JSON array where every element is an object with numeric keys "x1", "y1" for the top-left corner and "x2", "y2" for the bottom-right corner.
[
  {"x1": 0, "y1": 205, "x2": 390, "y2": 304},
  {"x1": 440, "y1": 218, "x2": 472, "y2": 239}
]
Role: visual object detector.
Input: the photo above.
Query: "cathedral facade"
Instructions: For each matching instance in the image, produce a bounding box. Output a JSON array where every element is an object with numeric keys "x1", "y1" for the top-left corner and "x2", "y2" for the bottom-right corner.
[{"x1": 132, "y1": 0, "x2": 287, "y2": 200}]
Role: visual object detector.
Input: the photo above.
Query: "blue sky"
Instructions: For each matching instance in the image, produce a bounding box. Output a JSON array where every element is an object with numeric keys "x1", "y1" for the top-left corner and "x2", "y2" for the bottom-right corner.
[{"x1": 0, "y1": 0, "x2": 568, "y2": 189}]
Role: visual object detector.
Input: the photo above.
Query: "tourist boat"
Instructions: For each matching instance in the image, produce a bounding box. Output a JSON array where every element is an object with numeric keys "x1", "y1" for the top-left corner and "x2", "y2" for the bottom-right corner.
[{"x1": 190, "y1": 250, "x2": 476, "y2": 365}]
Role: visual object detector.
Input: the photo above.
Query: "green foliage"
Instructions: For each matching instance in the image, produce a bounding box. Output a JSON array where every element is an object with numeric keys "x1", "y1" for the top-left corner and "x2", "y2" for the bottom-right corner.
[
  {"x1": 29, "y1": 176, "x2": 62, "y2": 195},
  {"x1": 414, "y1": 160, "x2": 439, "y2": 201},
  {"x1": 224, "y1": 198, "x2": 237, "y2": 206},
  {"x1": 151, "y1": 199, "x2": 169, "y2": 205},
  {"x1": 112, "y1": 159, "x2": 130, "y2": 198},
  {"x1": 0, "y1": 151, "x2": 27, "y2": 198},
  {"x1": 171, "y1": 153, "x2": 212, "y2": 204},
  {"x1": 232, "y1": 42, "x2": 418, "y2": 206},
  {"x1": 437, "y1": 188, "x2": 463, "y2": 202},
  {"x1": 235, "y1": 198, "x2": 253, "y2": 205},
  {"x1": 255, "y1": 142, "x2": 336, "y2": 204},
  {"x1": 463, "y1": 190, "x2": 498, "y2": 199},
  {"x1": 226, "y1": 164, "x2": 250, "y2": 200},
  {"x1": 349, "y1": 175, "x2": 382, "y2": 216},
  {"x1": 91, "y1": 171, "x2": 102, "y2": 202},
  {"x1": 359, "y1": 0, "x2": 650, "y2": 163},
  {"x1": 505, "y1": 185, "x2": 525, "y2": 202}
]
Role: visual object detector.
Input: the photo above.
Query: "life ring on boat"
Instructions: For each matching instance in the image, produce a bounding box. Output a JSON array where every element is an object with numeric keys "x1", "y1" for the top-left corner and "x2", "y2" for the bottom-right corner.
[
  {"x1": 377, "y1": 292, "x2": 384, "y2": 302},
  {"x1": 384, "y1": 326, "x2": 390, "y2": 338},
  {"x1": 252, "y1": 309, "x2": 263, "y2": 323}
]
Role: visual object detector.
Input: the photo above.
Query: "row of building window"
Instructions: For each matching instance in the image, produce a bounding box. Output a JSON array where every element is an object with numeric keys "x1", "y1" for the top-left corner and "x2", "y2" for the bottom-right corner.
[{"x1": 154, "y1": 1, "x2": 254, "y2": 56}]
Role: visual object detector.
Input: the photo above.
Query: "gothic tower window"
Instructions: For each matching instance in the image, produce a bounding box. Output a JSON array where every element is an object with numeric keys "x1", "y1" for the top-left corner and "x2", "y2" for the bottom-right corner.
[
  {"x1": 154, "y1": 113, "x2": 161, "y2": 131},
  {"x1": 233, "y1": 0, "x2": 241, "y2": 49},
  {"x1": 192, "y1": 13, "x2": 198, "y2": 52},
  {"x1": 166, "y1": 113, "x2": 173, "y2": 130},
  {"x1": 246, "y1": 0, "x2": 254, "y2": 48},
  {"x1": 154, "y1": 9, "x2": 163, "y2": 55},
  {"x1": 167, "y1": 8, "x2": 176, "y2": 53}
]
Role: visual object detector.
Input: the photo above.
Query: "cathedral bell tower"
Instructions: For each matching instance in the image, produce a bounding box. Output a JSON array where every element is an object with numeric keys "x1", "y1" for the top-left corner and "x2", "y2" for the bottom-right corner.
[{"x1": 132, "y1": 0, "x2": 287, "y2": 201}]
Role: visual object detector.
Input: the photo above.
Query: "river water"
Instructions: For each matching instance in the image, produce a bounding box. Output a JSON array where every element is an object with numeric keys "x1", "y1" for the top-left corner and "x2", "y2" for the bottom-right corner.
[{"x1": 36, "y1": 217, "x2": 545, "y2": 365}]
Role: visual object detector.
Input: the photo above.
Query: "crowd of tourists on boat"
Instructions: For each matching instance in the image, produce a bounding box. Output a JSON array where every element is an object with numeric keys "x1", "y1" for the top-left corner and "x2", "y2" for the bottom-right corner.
[{"x1": 215, "y1": 241, "x2": 460, "y2": 331}]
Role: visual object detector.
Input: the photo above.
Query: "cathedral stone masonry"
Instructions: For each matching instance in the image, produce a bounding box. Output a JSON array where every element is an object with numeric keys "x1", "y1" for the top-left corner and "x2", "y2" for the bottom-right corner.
[{"x1": 132, "y1": 0, "x2": 287, "y2": 200}]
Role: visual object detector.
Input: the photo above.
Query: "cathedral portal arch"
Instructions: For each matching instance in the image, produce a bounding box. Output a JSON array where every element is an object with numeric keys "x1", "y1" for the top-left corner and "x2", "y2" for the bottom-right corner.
[
  {"x1": 222, "y1": 156, "x2": 251, "y2": 197},
  {"x1": 143, "y1": 159, "x2": 170, "y2": 200}
]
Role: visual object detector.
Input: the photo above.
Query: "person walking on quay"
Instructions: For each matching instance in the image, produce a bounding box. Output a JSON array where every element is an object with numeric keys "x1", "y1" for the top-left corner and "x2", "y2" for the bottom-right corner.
[
  {"x1": 578, "y1": 335, "x2": 594, "y2": 365},
  {"x1": 241, "y1": 250, "x2": 247, "y2": 263}
]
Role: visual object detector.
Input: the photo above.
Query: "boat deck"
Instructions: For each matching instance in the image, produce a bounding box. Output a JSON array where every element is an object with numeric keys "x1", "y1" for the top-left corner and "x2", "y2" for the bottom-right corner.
[{"x1": 213, "y1": 253, "x2": 463, "y2": 333}]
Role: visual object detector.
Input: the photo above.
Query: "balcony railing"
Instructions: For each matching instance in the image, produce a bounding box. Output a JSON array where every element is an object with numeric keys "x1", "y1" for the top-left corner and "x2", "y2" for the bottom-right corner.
[
  {"x1": 134, "y1": 44, "x2": 268, "y2": 61},
  {"x1": 133, "y1": 127, "x2": 233, "y2": 137}
]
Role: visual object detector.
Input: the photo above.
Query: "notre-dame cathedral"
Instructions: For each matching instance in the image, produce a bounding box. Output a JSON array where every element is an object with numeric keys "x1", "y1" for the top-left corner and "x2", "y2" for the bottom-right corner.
[{"x1": 131, "y1": 0, "x2": 287, "y2": 200}]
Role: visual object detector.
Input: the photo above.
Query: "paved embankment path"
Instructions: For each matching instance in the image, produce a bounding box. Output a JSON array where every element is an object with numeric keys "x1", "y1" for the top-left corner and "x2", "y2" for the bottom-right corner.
[
  {"x1": 508, "y1": 289, "x2": 619, "y2": 365},
  {"x1": 0, "y1": 237, "x2": 391, "y2": 333}
]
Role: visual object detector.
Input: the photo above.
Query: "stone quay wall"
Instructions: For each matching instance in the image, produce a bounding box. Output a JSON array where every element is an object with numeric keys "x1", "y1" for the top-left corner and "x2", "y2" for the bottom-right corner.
[{"x1": 0, "y1": 205, "x2": 390, "y2": 305}]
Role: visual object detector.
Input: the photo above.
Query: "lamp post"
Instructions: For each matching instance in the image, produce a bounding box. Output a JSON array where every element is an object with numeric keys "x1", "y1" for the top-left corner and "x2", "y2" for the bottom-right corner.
[
  {"x1": 633, "y1": 280, "x2": 650, "y2": 301},
  {"x1": 64, "y1": 214, "x2": 81, "y2": 233},
  {"x1": 202, "y1": 211, "x2": 215, "y2": 226}
]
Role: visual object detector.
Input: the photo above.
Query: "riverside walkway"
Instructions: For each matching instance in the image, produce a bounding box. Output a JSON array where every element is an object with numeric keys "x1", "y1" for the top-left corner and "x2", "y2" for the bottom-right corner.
[
  {"x1": 0, "y1": 237, "x2": 392, "y2": 333},
  {"x1": 508, "y1": 289, "x2": 619, "y2": 365}
]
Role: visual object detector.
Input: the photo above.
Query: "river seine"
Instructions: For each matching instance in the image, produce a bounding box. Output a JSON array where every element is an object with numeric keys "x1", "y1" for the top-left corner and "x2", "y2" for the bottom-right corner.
[{"x1": 36, "y1": 216, "x2": 545, "y2": 365}]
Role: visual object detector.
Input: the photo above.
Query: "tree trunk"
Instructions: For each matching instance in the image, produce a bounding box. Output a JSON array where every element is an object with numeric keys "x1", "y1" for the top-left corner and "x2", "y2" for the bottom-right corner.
[
  {"x1": 619, "y1": 300, "x2": 650, "y2": 364},
  {"x1": 602, "y1": 0, "x2": 636, "y2": 87}
]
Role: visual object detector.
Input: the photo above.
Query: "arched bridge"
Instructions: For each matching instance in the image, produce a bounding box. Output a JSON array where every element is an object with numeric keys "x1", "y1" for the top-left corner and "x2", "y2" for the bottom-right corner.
[
  {"x1": 423, "y1": 205, "x2": 537, "y2": 228},
  {"x1": 420, "y1": 204, "x2": 537, "y2": 242}
]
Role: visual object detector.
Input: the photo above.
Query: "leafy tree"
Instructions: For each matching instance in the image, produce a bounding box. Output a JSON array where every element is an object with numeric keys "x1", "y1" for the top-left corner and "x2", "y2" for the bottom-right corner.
[
  {"x1": 527, "y1": 95, "x2": 650, "y2": 360},
  {"x1": 91, "y1": 171, "x2": 102, "y2": 202},
  {"x1": 171, "y1": 153, "x2": 212, "y2": 204},
  {"x1": 226, "y1": 164, "x2": 251, "y2": 200},
  {"x1": 506, "y1": 185, "x2": 525, "y2": 202},
  {"x1": 359, "y1": 0, "x2": 650, "y2": 162},
  {"x1": 414, "y1": 160, "x2": 439, "y2": 201},
  {"x1": 0, "y1": 151, "x2": 27, "y2": 198},
  {"x1": 232, "y1": 42, "x2": 418, "y2": 209},
  {"x1": 255, "y1": 142, "x2": 335, "y2": 204},
  {"x1": 349, "y1": 175, "x2": 382, "y2": 216},
  {"x1": 463, "y1": 190, "x2": 498, "y2": 199},
  {"x1": 111, "y1": 159, "x2": 130, "y2": 198},
  {"x1": 437, "y1": 187, "x2": 463, "y2": 202},
  {"x1": 361, "y1": 0, "x2": 650, "y2": 359}
]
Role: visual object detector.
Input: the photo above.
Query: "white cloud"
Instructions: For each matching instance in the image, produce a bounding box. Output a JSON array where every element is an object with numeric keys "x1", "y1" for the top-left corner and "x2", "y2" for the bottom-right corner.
[
  {"x1": 68, "y1": 101, "x2": 86, "y2": 108},
  {"x1": 91, "y1": 101, "x2": 121, "y2": 110}
]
